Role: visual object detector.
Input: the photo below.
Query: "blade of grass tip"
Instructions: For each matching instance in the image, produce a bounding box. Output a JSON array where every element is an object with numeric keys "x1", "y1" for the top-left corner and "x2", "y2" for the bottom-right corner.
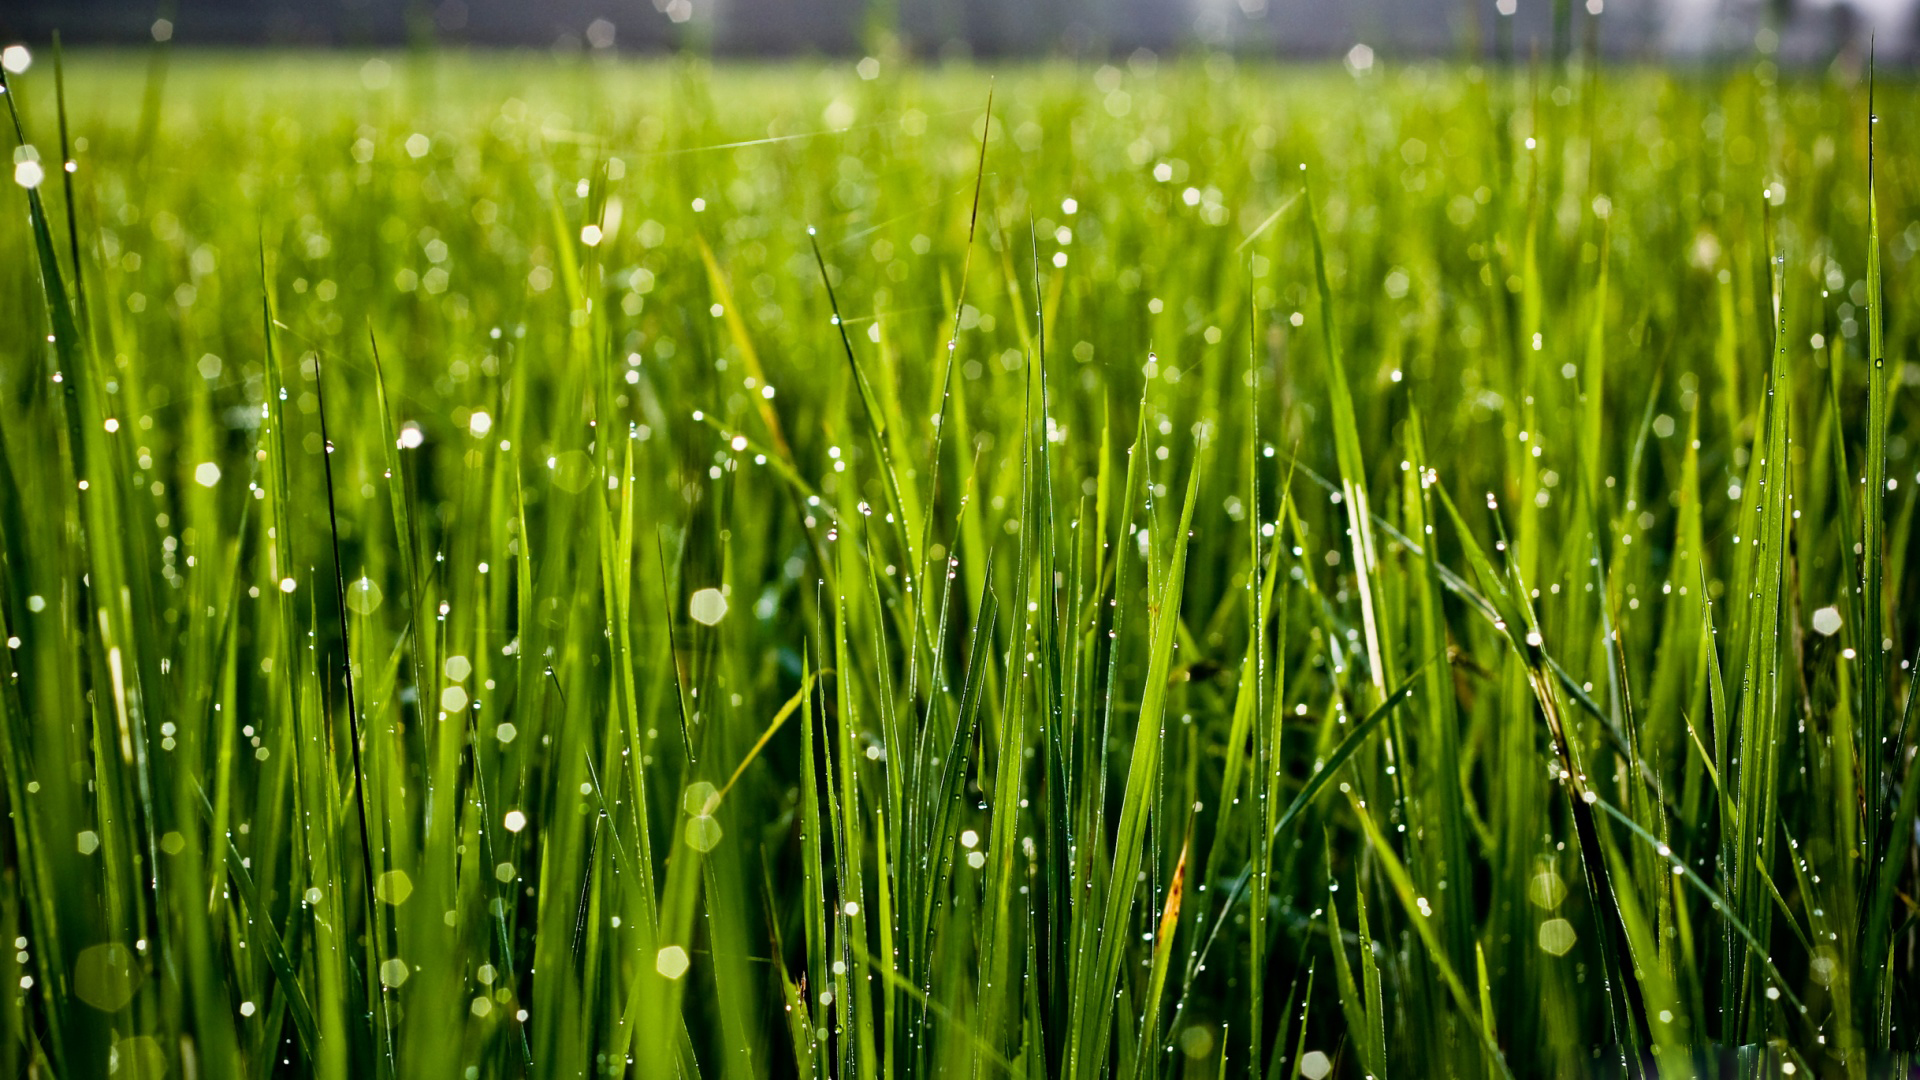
[
  {"x1": 598, "y1": 439, "x2": 663, "y2": 949},
  {"x1": 1242, "y1": 282, "x2": 1269, "y2": 1080},
  {"x1": 542, "y1": 175, "x2": 594, "y2": 367},
  {"x1": 1822, "y1": 360, "x2": 1868, "y2": 858},
  {"x1": 1696, "y1": 560, "x2": 1740, "y2": 1038},
  {"x1": 1, "y1": 65, "x2": 94, "y2": 537},
  {"x1": 1647, "y1": 406, "x2": 1707, "y2": 827},
  {"x1": 807, "y1": 227, "x2": 918, "y2": 573},
  {"x1": 51, "y1": 36, "x2": 94, "y2": 343},
  {"x1": 311, "y1": 351, "x2": 396, "y2": 1077},
  {"x1": 259, "y1": 253, "x2": 298, "y2": 604},
  {"x1": 1728, "y1": 209, "x2": 1794, "y2": 1043},
  {"x1": 1029, "y1": 255, "x2": 1075, "y2": 1071},
  {"x1": 1858, "y1": 51, "x2": 1911, "y2": 1047},
  {"x1": 367, "y1": 331, "x2": 473, "y2": 999},
  {"x1": 977, "y1": 363, "x2": 1040, "y2": 1066},
  {"x1": 1235, "y1": 190, "x2": 1301, "y2": 254},
  {"x1": 695, "y1": 234, "x2": 793, "y2": 458},
  {"x1": 0, "y1": 63, "x2": 96, "y2": 1080},
  {"x1": 907, "y1": 84, "x2": 991, "y2": 710},
  {"x1": 1020, "y1": 218, "x2": 1067, "y2": 1014},
  {"x1": 258, "y1": 261, "x2": 334, "y2": 1066},
  {"x1": 1304, "y1": 183, "x2": 1390, "y2": 704},
  {"x1": 68, "y1": 55, "x2": 195, "y2": 1057},
  {"x1": 1580, "y1": 224, "x2": 1610, "y2": 516},
  {"x1": 1204, "y1": 296, "x2": 1277, "y2": 889},
  {"x1": 367, "y1": 331, "x2": 432, "y2": 705},
  {"x1": 1028, "y1": 219, "x2": 1065, "y2": 729},
  {"x1": 27, "y1": 42, "x2": 197, "y2": 1064},
  {"x1": 1861, "y1": 45, "x2": 1888, "y2": 843},
  {"x1": 1258, "y1": 517, "x2": 1294, "y2": 1080}
]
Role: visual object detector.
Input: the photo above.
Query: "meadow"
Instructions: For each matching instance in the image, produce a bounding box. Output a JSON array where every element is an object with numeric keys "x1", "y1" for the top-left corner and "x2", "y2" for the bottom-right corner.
[{"x1": 2, "y1": 40, "x2": 1919, "y2": 1079}]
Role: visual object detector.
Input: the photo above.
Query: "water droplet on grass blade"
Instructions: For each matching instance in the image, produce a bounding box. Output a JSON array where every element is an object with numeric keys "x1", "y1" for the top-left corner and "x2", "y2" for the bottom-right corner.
[
  {"x1": 73, "y1": 943, "x2": 139, "y2": 1011},
  {"x1": 685, "y1": 815, "x2": 723, "y2": 851},
  {"x1": 689, "y1": 587, "x2": 728, "y2": 625},
  {"x1": 376, "y1": 870, "x2": 413, "y2": 906},
  {"x1": 345, "y1": 577, "x2": 383, "y2": 614},
  {"x1": 656, "y1": 945, "x2": 690, "y2": 979},
  {"x1": 1812, "y1": 606, "x2": 1842, "y2": 637}
]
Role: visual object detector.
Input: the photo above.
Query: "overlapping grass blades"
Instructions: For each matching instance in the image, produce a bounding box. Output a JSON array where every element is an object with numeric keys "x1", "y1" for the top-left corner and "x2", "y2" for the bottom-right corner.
[{"x1": 2, "y1": 49, "x2": 1919, "y2": 1080}]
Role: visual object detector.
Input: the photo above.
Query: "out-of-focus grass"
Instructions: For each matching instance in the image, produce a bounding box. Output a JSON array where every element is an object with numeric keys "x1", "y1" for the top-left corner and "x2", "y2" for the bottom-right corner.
[{"x1": 2, "y1": 41, "x2": 1919, "y2": 1079}]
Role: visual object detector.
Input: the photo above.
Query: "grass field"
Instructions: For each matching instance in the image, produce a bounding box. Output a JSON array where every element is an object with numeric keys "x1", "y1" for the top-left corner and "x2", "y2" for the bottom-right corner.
[{"x1": 3, "y1": 40, "x2": 1920, "y2": 1079}]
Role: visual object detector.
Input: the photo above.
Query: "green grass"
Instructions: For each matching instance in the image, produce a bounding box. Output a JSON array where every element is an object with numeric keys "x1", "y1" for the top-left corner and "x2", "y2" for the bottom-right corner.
[{"x1": 2, "y1": 41, "x2": 1920, "y2": 1079}]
